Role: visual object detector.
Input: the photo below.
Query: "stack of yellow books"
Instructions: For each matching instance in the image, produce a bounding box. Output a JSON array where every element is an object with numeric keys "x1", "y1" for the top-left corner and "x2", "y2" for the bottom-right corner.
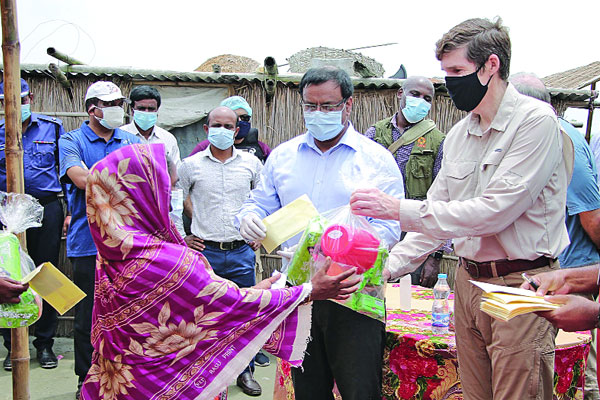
[{"x1": 470, "y1": 280, "x2": 561, "y2": 322}]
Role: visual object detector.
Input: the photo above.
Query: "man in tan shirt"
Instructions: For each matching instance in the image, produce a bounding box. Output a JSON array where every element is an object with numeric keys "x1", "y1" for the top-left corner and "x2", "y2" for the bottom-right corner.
[{"x1": 350, "y1": 17, "x2": 570, "y2": 399}]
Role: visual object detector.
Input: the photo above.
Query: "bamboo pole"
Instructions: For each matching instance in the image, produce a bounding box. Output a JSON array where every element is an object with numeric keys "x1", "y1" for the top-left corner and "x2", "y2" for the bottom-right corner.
[
  {"x1": 1, "y1": 1, "x2": 29, "y2": 398},
  {"x1": 46, "y1": 47, "x2": 84, "y2": 65},
  {"x1": 585, "y1": 82, "x2": 596, "y2": 143}
]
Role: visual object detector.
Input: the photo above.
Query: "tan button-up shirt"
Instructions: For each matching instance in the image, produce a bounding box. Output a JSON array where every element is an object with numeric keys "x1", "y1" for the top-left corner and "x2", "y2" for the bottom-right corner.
[{"x1": 388, "y1": 84, "x2": 570, "y2": 279}]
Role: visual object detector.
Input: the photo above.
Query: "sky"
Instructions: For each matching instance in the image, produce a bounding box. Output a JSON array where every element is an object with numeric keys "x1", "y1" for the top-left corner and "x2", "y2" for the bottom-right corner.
[
  {"x1": 5, "y1": 0, "x2": 600, "y2": 131},
  {"x1": 12, "y1": 0, "x2": 599, "y2": 80}
]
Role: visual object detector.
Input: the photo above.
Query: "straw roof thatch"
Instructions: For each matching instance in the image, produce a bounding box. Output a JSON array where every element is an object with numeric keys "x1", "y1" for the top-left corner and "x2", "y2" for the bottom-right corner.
[
  {"x1": 195, "y1": 54, "x2": 260, "y2": 73},
  {"x1": 288, "y1": 47, "x2": 384, "y2": 78},
  {"x1": 543, "y1": 61, "x2": 600, "y2": 89}
]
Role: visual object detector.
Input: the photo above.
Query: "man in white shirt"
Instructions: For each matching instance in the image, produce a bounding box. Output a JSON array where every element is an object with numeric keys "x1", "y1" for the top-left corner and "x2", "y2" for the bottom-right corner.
[
  {"x1": 177, "y1": 106, "x2": 263, "y2": 396},
  {"x1": 351, "y1": 17, "x2": 569, "y2": 399},
  {"x1": 120, "y1": 85, "x2": 181, "y2": 166}
]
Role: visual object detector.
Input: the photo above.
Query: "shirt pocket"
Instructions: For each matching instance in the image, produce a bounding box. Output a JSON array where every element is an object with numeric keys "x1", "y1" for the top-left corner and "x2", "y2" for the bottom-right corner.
[
  {"x1": 31, "y1": 141, "x2": 56, "y2": 169},
  {"x1": 445, "y1": 160, "x2": 476, "y2": 200}
]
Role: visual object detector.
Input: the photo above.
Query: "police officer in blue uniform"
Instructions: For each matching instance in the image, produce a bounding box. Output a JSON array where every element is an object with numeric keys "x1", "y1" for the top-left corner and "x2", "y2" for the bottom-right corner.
[{"x1": 0, "y1": 78, "x2": 64, "y2": 371}]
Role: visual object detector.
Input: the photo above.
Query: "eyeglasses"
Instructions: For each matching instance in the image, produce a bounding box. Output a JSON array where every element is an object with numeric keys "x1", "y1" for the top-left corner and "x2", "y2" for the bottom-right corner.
[
  {"x1": 239, "y1": 115, "x2": 251, "y2": 122},
  {"x1": 301, "y1": 99, "x2": 347, "y2": 113}
]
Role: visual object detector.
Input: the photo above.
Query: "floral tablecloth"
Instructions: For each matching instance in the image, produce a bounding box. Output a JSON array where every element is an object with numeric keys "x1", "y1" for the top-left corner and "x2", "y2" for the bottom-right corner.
[{"x1": 274, "y1": 285, "x2": 591, "y2": 400}]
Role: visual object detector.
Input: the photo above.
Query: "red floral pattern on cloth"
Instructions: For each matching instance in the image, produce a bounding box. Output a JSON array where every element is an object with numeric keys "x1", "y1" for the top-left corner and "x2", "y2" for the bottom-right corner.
[{"x1": 273, "y1": 286, "x2": 590, "y2": 400}]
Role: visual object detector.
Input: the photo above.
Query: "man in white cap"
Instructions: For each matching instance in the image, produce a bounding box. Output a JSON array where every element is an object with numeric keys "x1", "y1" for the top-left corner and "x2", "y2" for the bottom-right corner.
[{"x1": 59, "y1": 81, "x2": 141, "y2": 398}]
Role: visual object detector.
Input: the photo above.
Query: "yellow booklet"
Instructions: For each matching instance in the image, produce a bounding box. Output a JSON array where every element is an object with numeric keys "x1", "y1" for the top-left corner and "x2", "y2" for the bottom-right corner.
[
  {"x1": 261, "y1": 194, "x2": 319, "y2": 253},
  {"x1": 22, "y1": 262, "x2": 86, "y2": 315},
  {"x1": 470, "y1": 280, "x2": 561, "y2": 322}
]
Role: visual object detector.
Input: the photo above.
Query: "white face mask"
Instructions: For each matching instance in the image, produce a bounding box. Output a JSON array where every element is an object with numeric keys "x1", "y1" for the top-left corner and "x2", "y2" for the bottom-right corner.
[{"x1": 96, "y1": 106, "x2": 124, "y2": 129}]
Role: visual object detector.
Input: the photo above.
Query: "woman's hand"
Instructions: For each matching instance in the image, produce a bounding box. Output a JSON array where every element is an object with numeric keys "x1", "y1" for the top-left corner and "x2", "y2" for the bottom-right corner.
[
  {"x1": 310, "y1": 257, "x2": 361, "y2": 301},
  {"x1": 253, "y1": 273, "x2": 282, "y2": 290}
]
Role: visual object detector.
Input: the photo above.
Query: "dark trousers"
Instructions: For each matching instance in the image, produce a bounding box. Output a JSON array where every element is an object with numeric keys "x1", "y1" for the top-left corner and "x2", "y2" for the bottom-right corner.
[
  {"x1": 202, "y1": 243, "x2": 256, "y2": 373},
  {"x1": 2, "y1": 198, "x2": 62, "y2": 352},
  {"x1": 70, "y1": 255, "x2": 96, "y2": 381},
  {"x1": 291, "y1": 300, "x2": 385, "y2": 400}
]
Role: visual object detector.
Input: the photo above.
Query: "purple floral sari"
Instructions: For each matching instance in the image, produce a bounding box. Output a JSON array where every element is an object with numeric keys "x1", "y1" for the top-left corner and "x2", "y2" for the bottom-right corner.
[{"x1": 80, "y1": 144, "x2": 311, "y2": 400}]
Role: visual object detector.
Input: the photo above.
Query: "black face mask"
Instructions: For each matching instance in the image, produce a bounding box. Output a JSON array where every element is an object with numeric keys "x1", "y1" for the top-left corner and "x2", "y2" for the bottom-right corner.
[{"x1": 445, "y1": 67, "x2": 493, "y2": 112}]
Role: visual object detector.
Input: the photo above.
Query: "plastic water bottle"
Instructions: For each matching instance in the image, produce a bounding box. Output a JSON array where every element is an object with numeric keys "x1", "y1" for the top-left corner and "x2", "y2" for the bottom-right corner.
[{"x1": 432, "y1": 273, "x2": 450, "y2": 335}]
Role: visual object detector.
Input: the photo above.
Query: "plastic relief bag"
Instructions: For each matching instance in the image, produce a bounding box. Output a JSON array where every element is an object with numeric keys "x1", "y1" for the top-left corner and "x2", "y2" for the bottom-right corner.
[
  {"x1": 286, "y1": 205, "x2": 388, "y2": 322},
  {"x1": 0, "y1": 192, "x2": 44, "y2": 328}
]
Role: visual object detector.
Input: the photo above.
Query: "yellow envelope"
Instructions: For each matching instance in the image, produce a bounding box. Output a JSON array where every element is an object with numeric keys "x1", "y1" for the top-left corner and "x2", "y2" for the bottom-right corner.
[
  {"x1": 22, "y1": 262, "x2": 86, "y2": 315},
  {"x1": 262, "y1": 194, "x2": 319, "y2": 253}
]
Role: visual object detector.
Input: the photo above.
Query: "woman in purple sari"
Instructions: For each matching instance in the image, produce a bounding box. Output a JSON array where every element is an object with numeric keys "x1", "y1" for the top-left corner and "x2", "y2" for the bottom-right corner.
[{"x1": 79, "y1": 143, "x2": 357, "y2": 400}]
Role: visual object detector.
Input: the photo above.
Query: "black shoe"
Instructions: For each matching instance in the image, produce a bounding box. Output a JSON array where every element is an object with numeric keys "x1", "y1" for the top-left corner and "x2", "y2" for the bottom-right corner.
[
  {"x1": 255, "y1": 351, "x2": 270, "y2": 367},
  {"x1": 75, "y1": 381, "x2": 83, "y2": 400},
  {"x1": 236, "y1": 370, "x2": 262, "y2": 396},
  {"x1": 37, "y1": 347, "x2": 58, "y2": 369},
  {"x1": 3, "y1": 352, "x2": 10, "y2": 371}
]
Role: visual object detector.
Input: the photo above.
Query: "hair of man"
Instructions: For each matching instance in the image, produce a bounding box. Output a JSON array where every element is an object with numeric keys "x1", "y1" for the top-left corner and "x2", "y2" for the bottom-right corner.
[
  {"x1": 435, "y1": 17, "x2": 511, "y2": 81},
  {"x1": 298, "y1": 66, "x2": 354, "y2": 100},
  {"x1": 509, "y1": 72, "x2": 551, "y2": 103},
  {"x1": 130, "y1": 85, "x2": 161, "y2": 108}
]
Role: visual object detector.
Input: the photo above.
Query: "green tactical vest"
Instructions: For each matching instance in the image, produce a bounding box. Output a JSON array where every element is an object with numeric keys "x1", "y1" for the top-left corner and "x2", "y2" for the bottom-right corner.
[{"x1": 373, "y1": 117, "x2": 445, "y2": 200}]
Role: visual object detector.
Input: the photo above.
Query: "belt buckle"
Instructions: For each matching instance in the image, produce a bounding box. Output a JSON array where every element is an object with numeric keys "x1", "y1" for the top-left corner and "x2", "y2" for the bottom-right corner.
[
  {"x1": 464, "y1": 259, "x2": 480, "y2": 279},
  {"x1": 219, "y1": 242, "x2": 229, "y2": 251}
]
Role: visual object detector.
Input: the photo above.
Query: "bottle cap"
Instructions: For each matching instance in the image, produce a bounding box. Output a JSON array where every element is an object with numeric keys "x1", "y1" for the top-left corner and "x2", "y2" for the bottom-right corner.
[{"x1": 438, "y1": 273, "x2": 447, "y2": 279}]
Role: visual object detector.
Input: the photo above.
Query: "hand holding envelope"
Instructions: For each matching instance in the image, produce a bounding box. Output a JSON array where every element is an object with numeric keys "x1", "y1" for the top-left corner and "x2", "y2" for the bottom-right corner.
[{"x1": 22, "y1": 262, "x2": 86, "y2": 315}]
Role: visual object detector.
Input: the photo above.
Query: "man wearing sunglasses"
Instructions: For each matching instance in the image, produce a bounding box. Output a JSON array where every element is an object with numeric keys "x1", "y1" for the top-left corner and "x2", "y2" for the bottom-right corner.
[{"x1": 237, "y1": 66, "x2": 402, "y2": 400}]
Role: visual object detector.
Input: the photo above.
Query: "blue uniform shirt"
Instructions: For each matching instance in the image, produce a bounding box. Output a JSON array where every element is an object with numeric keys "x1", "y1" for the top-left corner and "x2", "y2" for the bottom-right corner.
[
  {"x1": 0, "y1": 113, "x2": 65, "y2": 197},
  {"x1": 558, "y1": 118, "x2": 600, "y2": 268},
  {"x1": 59, "y1": 121, "x2": 141, "y2": 257}
]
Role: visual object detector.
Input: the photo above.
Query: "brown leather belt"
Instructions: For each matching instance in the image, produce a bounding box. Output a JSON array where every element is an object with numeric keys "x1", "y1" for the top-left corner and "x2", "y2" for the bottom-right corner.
[{"x1": 459, "y1": 256, "x2": 553, "y2": 279}]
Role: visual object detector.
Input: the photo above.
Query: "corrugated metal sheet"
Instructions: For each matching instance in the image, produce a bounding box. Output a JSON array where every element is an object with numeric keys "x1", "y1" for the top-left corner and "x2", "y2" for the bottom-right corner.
[{"x1": 2, "y1": 63, "x2": 596, "y2": 102}]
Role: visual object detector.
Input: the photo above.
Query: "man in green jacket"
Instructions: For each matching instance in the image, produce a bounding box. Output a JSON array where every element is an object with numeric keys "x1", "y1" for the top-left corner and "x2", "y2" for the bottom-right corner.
[{"x1": 365, "y1": 76, "x2": 446, "y2": 287}]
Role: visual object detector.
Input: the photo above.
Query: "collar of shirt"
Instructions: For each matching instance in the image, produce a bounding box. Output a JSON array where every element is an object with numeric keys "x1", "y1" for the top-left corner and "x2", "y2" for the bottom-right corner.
[
  {"x1": 198, "y1": 145, "x2": 240, "y2": 164},
  {"x1": 300, "y1": 122, "x2": 360, "y2": 154},
  {"x1": 126, "y1": 121, "x2": 161, "y2": 141},
  {"x1": 81, "y1": 121, "x2": 126, "y2": 143},
  {"x1": 466, "y1": 83, "x2": 519, "y2": 137}
]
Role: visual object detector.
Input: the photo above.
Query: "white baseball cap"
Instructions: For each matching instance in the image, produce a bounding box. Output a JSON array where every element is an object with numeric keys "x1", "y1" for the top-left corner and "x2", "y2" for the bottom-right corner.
[{"x1": 84, "y1": 81, "x2": 124, "y2": 102}]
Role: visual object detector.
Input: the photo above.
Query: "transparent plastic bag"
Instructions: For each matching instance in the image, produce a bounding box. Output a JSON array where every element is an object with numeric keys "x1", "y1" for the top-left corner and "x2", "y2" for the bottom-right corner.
[
  {"x1": 312, "y1": 205, "x2": 388, "y2": 322},
  {"x1": 0, "y1": 192, "x2": 44, "y2": 328}
]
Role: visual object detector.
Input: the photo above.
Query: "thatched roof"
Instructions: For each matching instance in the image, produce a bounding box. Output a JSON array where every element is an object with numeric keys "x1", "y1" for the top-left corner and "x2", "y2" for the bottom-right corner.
[
  {"x1": 195, "y1": 54, "x2": 260, "y2": 73},
  {"x1": 543, "y1": 61, "x2": 600, "y2": 89},
  {"x1": 288, "y1": 47, "x2": 384, "y2": 78}
]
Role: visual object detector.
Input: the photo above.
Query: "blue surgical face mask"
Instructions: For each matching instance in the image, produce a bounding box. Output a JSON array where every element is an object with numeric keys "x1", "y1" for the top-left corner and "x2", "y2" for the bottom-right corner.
[
  {"x1": 208, "y1": 127, "x2": 235, "y2": 150},
  {"x1": 237, "y1": 120, "x2": 251, "y2": 139},
  {"x1": 133, "y1": 110, "x2": 158, "y2": 131},
  {"x1": 304, "y1": 110, "x2": 344, "y2": 142},
  {"x1": 21, "y1": 104, "x2": 31, "y2": 122},
  {"x1": 401, "y1": 96, "x2": 431, "y2": 124}
]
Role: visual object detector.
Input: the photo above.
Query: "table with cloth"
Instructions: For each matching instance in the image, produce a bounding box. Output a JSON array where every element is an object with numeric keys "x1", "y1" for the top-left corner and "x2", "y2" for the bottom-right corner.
[{"x1": 274, "y1": 285, "x2": 591, "y2": 400}]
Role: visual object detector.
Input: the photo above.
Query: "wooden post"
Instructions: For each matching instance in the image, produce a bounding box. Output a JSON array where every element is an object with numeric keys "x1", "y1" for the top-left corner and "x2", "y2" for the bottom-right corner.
[
  {"x1": 1, "y1": 0, "x2": 29, "y2": 399},
  {"x1": 585, "y1": 82, "x2": 596, "y2": 144}
]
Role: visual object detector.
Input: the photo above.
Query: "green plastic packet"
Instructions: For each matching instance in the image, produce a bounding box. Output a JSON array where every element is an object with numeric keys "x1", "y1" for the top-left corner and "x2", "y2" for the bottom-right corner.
[
  {"x1": 346, "y1": 245, "x2": 388, "y2": 321},
  {"x1": 0, "y1": 232, "x2": 42, "y2": 328},
  {"x1": 286, "y1": 215, "x2": 329, "y2": 285}
]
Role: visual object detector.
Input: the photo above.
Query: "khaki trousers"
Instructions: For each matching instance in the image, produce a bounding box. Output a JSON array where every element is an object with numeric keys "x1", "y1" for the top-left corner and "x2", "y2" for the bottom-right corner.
[{"x1": 454, "y1": 263, "x2": 558, "y2": 400}]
